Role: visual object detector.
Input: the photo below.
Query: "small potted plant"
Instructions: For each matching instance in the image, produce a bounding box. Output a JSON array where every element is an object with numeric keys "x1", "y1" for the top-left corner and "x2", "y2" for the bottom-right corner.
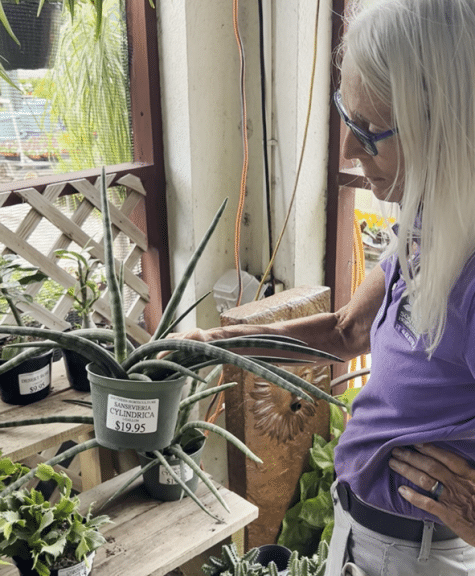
[
  {"x1": 0, "y1": 255, "x2": 52, "y2": 406},
  {"x1": 0, "y1": 453, "x2": 110, "y2": 576},
  {"x1": 54, "y1": 246, "x2": 106, "y2": 391},
  {"x1": 0, "y1": 168, "x2": 343, "y2": 454},
  {"x1": 201, "y1": 542, "x2": 324, "y2": 576}
]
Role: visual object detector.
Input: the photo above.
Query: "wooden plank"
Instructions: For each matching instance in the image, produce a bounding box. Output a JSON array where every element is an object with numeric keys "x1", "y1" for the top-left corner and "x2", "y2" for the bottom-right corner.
[
  {"x1": 117, "y1": 173, "x2": 147, "y2": 196},
  {"x1": 71, "y1": 179, "x2": 147, "y2": 250},
  {"x1": 0, "y1": 362, "x2": 94, "y2": 461},
  {"x1": 3, "y1": 184, "x2": 64, "y2": 245},
  {"x1": 0, "y1": 210, "x2": 149, "y2": 316},
  {"x1": 0, "y1": 472, "x2": 257, "y2": 576},
  {"x1": 70, "y1": 468, "x2": 258, "y2": 576},
  {"x1": 78, "y1": 430, "x2": 116, "y2": 491}
]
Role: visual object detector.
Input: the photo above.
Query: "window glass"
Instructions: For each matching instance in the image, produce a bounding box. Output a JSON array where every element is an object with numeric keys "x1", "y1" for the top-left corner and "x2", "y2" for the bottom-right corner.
[{"x1": 0, "y1": 0, "x2": 132, "y2": 184}]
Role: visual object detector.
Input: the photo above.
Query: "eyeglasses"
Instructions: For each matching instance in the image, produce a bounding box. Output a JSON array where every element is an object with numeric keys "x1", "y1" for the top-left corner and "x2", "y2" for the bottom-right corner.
[{"x1": 333, "y1": 90, "x2": 398, "y2": 156}]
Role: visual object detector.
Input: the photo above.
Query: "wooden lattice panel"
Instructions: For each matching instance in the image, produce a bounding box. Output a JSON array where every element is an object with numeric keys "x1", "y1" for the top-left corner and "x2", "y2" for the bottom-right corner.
[{"x1": 0, "y1": 172, "x2": 150, "y2": 344}]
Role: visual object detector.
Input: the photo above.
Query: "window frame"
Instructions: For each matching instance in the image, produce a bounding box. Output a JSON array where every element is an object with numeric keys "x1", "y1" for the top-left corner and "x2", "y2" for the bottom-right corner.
[{"x1": 0, "y1": 0, "x2": 171, "y2": 333}]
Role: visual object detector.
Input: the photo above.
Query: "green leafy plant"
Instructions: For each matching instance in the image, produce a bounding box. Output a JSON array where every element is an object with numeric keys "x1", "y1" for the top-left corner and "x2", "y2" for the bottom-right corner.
[
  {"x1": 0, "y1": 167, "x2": 345, "y2": 517},
  {"x1": 0, "y1": 452, "x2": 29, "y2": 492},
  {"x1": 0, "y1": 0, "x2": 154, "y2": 88},
  {"x1": 42, "y1": 0, "x2": 133, "y2": 173},
  {"x1": 278, "y1": 387, "x2": 362, "y2": 563},
  {"x1": 0, "y1": 255, "x2": 47, "y2": 360},
  {"x1": 0, "y1": 456, "x2": 110, "y2": 576},
  {"x1": 54, "y1": 246, "x2": 103, "y2": 329}
]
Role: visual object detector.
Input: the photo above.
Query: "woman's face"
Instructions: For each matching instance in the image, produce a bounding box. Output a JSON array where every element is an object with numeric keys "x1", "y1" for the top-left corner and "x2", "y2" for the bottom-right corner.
[{"x1": 340, "y1": 55, "x2": 404, "y2": 203}]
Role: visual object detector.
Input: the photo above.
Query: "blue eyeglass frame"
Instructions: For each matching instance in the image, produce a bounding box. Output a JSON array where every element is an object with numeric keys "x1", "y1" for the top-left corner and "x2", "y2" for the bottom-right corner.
[{"x1": 333, "y1": 90, "x2": 398, "y2": 156}]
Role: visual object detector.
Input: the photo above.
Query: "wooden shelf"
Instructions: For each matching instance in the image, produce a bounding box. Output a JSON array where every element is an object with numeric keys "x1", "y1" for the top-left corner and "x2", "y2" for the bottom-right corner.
[
  {"x1": 0, "y1": 467, "x2": 259, "y2": 576},
  {"x1": 0, "y1": 360, "x2": 259, "y2": 575}
]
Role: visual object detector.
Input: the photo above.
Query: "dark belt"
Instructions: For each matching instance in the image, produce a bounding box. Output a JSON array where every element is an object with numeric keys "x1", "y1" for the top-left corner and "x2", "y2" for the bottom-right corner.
[{"x1": 336, "y1": 483, "x2": 457, "y2": 542}]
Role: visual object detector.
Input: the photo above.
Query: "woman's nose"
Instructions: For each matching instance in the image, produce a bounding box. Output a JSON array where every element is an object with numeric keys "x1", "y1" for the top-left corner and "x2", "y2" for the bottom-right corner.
[{"x1": 341, "y1": 126, "x2": 368, "y2": 161}]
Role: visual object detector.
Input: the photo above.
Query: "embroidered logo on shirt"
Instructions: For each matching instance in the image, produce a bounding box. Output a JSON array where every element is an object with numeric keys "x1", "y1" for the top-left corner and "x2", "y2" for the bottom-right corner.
[{"x1": 396, "y1": 295, "x2": 418, "y2": 348}]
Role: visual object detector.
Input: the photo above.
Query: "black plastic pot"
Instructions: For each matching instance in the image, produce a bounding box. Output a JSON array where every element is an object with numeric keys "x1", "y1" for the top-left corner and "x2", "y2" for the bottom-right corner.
[
  {"x1": 138, "y1": 439, "x2": 205, "y2": 501},
  {"x1": 0, "y1": 0, "x2": 62, "y2": 71},
  {"x1": 62, "y1": 329, "x2": 113, "y2": 391},
  {"x1": 256, "y1": 545, "x2": 291, "y2": 575},
  {"x1": 13, "y1": 552, "x2": 94, "y2": 575},
  {"x1": 0, "y1": 349, "x2": 52, "y2": 405},
  {"x1": 62, "y1": 348, "x2": 92, "y2": 392}
]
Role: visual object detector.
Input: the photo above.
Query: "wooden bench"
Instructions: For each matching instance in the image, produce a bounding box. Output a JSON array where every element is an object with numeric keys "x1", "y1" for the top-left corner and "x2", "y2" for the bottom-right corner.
[
  {"x1": 0, "y1": 360, "x2": 117, "y2": 491},
  {"x1": 0, "y1": 466, "x2": 259, "y2": 576},
  {"x1": 0, "y1": 360, "x2": 259, "y2": 575}
]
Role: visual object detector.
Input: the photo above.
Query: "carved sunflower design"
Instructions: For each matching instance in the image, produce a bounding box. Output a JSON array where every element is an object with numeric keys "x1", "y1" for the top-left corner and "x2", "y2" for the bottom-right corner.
[{"x1": 250, "y1": 366, "x2": 329, "y2": 444}]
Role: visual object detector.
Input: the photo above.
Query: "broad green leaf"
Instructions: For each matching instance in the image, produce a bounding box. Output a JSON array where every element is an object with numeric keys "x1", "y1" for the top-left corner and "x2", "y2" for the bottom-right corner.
[
  {"x1": 39, "y1": 535, "x2": 67, "y2": 559},
  {"x1": 309, "y1": 442, "x2": 334, "y2": 472},
  {"x1": 277, "y1": 501, "x2": 321, "y2": 556},
  {"x1": 299, "y1": 470, "x2": 321, "y2": 502},
  {"x1": 329, "y1": 403, "x2": 345, "y2": 440},
  {"x1": 298, "y1": 489, "x2": 333, "y2": 529}
]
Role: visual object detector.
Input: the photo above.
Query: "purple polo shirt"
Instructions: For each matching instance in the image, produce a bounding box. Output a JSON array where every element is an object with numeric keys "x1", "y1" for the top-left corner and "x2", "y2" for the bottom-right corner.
[{"x1": 334, "y1": 253, "x2": 475, "y2": 522}]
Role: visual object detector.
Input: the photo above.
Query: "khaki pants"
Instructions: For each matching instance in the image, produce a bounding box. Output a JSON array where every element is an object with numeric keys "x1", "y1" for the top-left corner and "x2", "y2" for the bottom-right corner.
[
  {"x1": 341, "y1": 564, "x2": 368, "y2": 576},
  {"x1": 325, "y1": 482, "x2": 475, "y2": 576}
]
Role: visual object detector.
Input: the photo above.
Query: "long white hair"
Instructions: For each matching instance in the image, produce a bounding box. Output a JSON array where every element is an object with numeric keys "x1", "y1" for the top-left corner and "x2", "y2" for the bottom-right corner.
[{"x1": 344, "y1": 0, "x2": 475, "y2": 354}]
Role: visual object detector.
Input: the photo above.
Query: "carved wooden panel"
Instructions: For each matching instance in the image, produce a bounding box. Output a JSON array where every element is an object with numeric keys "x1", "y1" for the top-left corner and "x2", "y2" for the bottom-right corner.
[{"x1": 221, "y1": 285, "x2": 332, "y2": 549}]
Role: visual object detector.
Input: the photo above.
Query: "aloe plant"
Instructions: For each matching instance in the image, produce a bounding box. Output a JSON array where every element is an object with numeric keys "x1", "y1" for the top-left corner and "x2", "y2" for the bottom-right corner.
[{"x1": 0, "y1": 166, "x2": 344, "y2": 517}]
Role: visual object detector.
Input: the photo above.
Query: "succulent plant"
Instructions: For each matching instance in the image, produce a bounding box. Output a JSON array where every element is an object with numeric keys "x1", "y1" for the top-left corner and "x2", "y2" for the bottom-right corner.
[{"x1": 0, "y1": 166, "x2": 344, "y2": 517}]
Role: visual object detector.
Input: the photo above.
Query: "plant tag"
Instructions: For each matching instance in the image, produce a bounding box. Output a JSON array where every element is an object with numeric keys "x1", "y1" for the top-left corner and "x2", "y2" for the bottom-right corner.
[
  {"x1": 106, "y1": 394, "x2": 159, "y2": 434},
  {"x1": 58, "y1": 552, "x2": 95, "y2": 576},
  {"x1": 159, "y1": 462, "x2": 193, "y2": 485},
  {"x1": 18, "y1": 364, "x2": 50, "y2": 395}
]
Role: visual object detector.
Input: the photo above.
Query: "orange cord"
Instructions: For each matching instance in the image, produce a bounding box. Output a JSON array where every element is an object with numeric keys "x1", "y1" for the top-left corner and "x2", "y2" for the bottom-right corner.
[
  {"x1": 349, "y1": 215, "x2": 368, "y2": 387},
  {"x1": 204, "y1": 0, "x2": 249, "y2": 428}
]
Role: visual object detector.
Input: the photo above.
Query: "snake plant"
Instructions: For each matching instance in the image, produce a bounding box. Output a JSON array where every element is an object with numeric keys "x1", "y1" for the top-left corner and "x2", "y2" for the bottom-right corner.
[
  {"x1": 0, "y1": 167, "x2": 343, "y2": 404},
  {"x1": 0, "y1": 166, "x2": 344, "y2": 517}
]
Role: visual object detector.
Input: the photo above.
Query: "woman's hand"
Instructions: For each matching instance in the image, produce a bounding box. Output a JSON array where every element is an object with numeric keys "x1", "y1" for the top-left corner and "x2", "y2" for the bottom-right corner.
[{"x1": 389, "y1": 443, "x2": 475, "y2": 546}]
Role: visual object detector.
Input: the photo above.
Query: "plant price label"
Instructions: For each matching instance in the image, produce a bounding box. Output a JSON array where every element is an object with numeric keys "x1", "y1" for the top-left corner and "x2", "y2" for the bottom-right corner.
[
  {"x1": 58, "y1": 552, "x2": 95, "y2": 576},
  {"x1": 18, "y1": 364, "x2": 50, "y2": 396},
  {"x1": 106, "y1": 394, "x2": 159, "y2": 434},
  {"x1": 159, "y1": 462, "x2": 193, "y2": 485}
]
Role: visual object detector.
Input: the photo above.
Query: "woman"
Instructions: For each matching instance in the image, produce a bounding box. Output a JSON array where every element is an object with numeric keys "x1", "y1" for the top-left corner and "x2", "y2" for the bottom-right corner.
[
  {"x1": 171, "y1": 0, "x2": 475, "y2": 572},
  {"x1": 325, "y1": 0, "x2": 475, "y2": 572}
]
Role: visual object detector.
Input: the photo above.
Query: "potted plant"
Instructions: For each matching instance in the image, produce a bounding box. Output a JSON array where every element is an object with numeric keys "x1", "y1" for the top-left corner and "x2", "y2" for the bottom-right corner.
[
  {"x1": 0, "y1": 453, "x2": 110, "y2": 576},
  {"x1": 136, "y1": 364, "x2": 229, "y2": 502},
  {"x1": 0, "y1": 167, "x2": 343, "y2": 453},
  {"x1": 54, "y1": 246, "x2": 106, "y2": 391},
  {"x1": 0, "y1": 255, "x2": 53, "y2": 406},
  {"x1": 201, "y1": 542, "x2": 324, "y2": 576}
]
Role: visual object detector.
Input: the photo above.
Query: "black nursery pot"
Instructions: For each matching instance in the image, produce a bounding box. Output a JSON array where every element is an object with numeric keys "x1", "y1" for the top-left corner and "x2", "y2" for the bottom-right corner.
[
  {"x1": 63, "y1": 341, "x2": 113, "y2": 392},
  {"x1": 0, "y1": 349, "x2": 52, "y2": 405},
  {"x1": 256, "y1": 545, "x2": 291, "y2": 574},
  {"x1": 138, "y1": 441, "x2": 205, "y2": 501},
  {"x1": 62, "y1": 349, "x2": 92, "y2": 392}
]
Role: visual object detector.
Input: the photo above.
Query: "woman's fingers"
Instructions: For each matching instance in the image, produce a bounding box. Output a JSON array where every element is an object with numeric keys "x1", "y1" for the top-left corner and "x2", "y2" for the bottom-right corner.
[
  {"x1": 389, "y1": 446, "x2": 450, "y2": 494},
  {"x1": 388, "y1": 444, "x2": 475, "y2": 546}
]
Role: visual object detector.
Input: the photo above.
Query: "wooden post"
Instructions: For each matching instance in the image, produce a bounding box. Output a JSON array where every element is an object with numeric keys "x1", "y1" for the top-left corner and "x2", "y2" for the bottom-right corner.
[{"x1": 221, "y1": 286, "x2": 332, "y2": 549}]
